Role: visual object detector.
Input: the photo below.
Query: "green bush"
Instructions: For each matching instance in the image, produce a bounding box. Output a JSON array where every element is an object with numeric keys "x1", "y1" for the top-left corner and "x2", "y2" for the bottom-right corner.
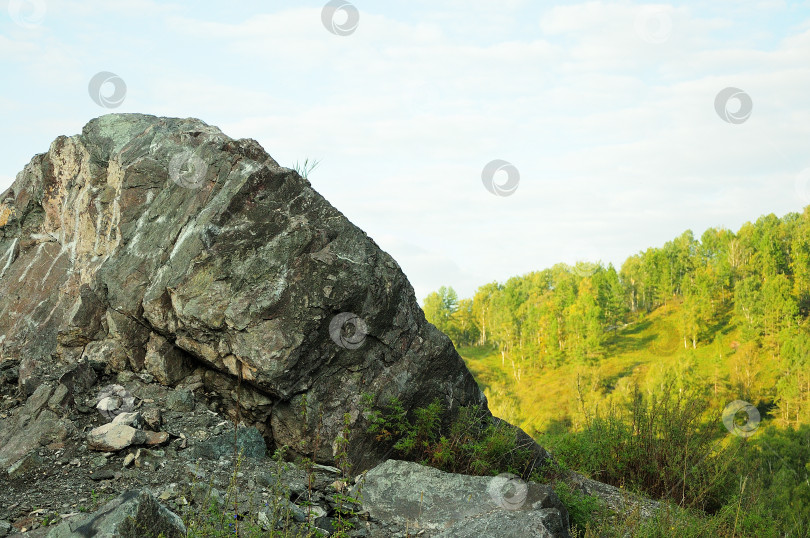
[
  {"x1": 543, "y1": 387, "x2": 740, "y2": 512},
  {"x1": 362, "y1": 394, "x2": 538, "y2": 478}
]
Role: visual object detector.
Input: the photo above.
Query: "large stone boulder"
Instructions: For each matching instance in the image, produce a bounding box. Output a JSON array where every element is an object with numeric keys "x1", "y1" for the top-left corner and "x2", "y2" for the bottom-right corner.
[
  {"x1": 47, "y1": 489, "x2": 185, "y2": 537},
  {"x1": 354, "y1": 460, "x2": 570, "y2": 537},
  {"x1": 0, "y1": 113, "x2": 549, "y2": 471}
]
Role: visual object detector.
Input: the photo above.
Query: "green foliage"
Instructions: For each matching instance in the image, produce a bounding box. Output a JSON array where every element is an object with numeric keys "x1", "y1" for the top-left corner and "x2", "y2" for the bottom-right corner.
[
  {"x1": 291, "y1": 157, "x2": 320, "y2": 180},
  {"x1": 544, "y1": 388, "x2": 739, "y2": 511},
  {"x1": 552, "y1": 480, "x2": 605, "y2": 533},
  {"x1": 429, "y1": 206, "x2": 810, "y2": 435},
  {"x1": 362, "y1": 394, "x2": 538, "y2": 478}
]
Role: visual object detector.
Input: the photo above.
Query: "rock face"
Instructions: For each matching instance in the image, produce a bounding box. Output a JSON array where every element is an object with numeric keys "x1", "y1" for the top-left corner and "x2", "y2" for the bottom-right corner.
[{"x1": 0, "y1": 113, "x2": 548, "y2": 471}]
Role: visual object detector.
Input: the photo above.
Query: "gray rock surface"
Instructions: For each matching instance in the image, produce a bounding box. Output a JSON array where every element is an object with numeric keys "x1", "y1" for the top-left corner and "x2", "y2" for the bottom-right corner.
[
  {"x1": 353, "y1": 459, "x2": 570, "y2": 537},
  {"x1": 46, "y1": 489, "x2": 185, "y2": 537},
  {"x1": 87, "y1": 422, "x2": 146, "y2": 451},
  {"x1": 0, "y1": 383, "x2": 72, "y2": 472},
  {"x1": 188, "y1": 425, "x2": 266, "y2": 460},
  {"x1": 0, "y1": 113, "x2": 549, "y2": 472}
]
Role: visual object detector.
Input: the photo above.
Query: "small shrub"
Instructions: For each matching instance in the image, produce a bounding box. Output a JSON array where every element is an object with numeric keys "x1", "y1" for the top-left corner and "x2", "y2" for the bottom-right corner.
[{"x1": 362, "y1": 394, "x2": 538, "y2": 479}]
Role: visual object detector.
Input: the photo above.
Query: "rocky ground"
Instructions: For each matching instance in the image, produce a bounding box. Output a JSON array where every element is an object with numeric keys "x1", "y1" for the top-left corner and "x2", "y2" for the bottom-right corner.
[
  {"x1": 0, "y1": 358, "x2": 373, "y2": 537},
  {"x1": 0, "y1": 358, "x2": 573, "y2": 537}
]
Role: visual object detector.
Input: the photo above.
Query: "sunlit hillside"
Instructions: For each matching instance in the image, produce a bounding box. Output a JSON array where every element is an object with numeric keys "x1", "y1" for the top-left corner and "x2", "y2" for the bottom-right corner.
[{"x1": 424, "y1": 208, "x2": 810, "y2": 536}]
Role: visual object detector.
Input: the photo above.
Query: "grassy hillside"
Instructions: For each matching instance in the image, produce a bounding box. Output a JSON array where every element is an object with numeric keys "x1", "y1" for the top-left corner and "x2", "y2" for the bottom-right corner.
[
  {"x1": 424, "y1": 210, "x2": 810, "y2": 534},
  {"x1": 459, "y1": 299, "x2": 783, "y2": 438},
  {"x1": 454, "y1": 300, "x2": 810, "y2": 536}
]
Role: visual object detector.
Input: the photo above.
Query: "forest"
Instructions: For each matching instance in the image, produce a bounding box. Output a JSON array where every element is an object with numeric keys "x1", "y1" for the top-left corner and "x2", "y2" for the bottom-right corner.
[{"x1": 423, "y1": 208, "x2": 810, "y2": 535}]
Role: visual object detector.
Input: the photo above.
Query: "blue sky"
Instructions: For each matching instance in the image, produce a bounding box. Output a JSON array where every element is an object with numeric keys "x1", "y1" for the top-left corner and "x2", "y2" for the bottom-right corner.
[{"x1": 2, "y1": 0, "x2": 810, "y2": 301}]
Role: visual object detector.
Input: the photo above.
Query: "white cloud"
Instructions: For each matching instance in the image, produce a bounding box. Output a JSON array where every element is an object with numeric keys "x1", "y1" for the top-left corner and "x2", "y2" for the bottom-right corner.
[{"x1": 1, "y1": 1, "x2": 809, "y2": 300}]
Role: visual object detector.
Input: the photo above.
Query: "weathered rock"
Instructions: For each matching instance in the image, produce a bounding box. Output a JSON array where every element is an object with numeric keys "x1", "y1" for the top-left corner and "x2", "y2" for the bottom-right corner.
[
  {"x1": 166, "y1": 388, "x2": 195, "y2": 412},
  {"x1": 354, "y1": 460, "x2": 570, "y2": 537},
  {"x1": 46, "y1": 490, "x2": 185, "y2": 538},
  {"x1": 6, "y1": 451, "x2": 43, "y2": 478},
  {"x1": 46, "y1": 383, "x2": 71, "y2": 411},
  {"x1": 144, "y1": 431, "x2": 169, "y2": 446},
  {"x1": 87, "y1": 423, "x2": 146, "y2": 451},
  {"x1": 565, "y1": 470, "x2": 661, "y2": 522},
  {"x1": 0, "y1": 384, "x2": 72, "y2": 471},
  {"x1": 188, "y1": 425, "x2": 266, "y2": 460},
  {"x1": 141, "y1": 406, "x2": 162, "y2": 430},
  {"x1": 144, "y1": 332, "x2": 194, "y2": 386},
  {"x1": 112, "y1": 411, "x2": 143, "y2": 429},
  {"x1": 0, "y1": 113, "x2": 548, "y2": 471},
  {"x1": 58, "y1": 361, "x2": 98, "y2": 395},
  {"x1": 0, "y1": 359, "x2": 18, "y2": 385},
  {"x1": 122, "y1": 451, "x2": 137, "y2": 467},
  {"x1": 89, "y1": 469, "x2": 116, "y2": 481}
]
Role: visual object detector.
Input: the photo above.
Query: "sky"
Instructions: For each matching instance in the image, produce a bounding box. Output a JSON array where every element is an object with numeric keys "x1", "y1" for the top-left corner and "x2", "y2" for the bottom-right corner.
[{"x1": 2, "y1": 0, "x2": 810, "y2": 302}]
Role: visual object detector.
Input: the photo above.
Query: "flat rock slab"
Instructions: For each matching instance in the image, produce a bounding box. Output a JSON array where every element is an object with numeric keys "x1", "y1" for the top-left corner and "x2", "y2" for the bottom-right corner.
[{"x1": 354, "y1": 460, "x2": 571, "y2": 537}]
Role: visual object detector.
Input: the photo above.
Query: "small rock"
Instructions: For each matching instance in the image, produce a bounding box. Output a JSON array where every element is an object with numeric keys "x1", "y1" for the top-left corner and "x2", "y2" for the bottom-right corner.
[
  {"x1": 122, "y1": 453, "x2": 136, "y2": 468},
  {"x1": 315, "y1": 515, "x2": 335, "y2": 532},
  {"x1": 313, "y1": 463, "x2": 341, "y2": 474},
  {"x1": 144, "y1": 431, "x2": 170, "y2": 446},
  {"x1": 87, "y1": 423, "x2": 146, "y2": 451},
  {"x1": 308, "y1": 505, "x2": 328, "y2": 520},
  {"x1": 91, "y1": 455, "x2": 108, "y2": 468},
  {"x1": 257, "y1": 510, "x2": 272, "y2": 530},
  {"x1": 141, "y1": 407, "x2": 162, "y2": 430},
  {"x1": 58, "y1": 361, "x2": 98, "y2": 394},
  {"x1": 96, "y1": 396, "x2": 121, "y2": 414},
  {"x1": 158, "y1": 484, "x2": 179, "y2": 501},
  {"x1": 95, "y1": 384, "x2": 136, "y2": 421},
  {"x1": 90, "y1": 469, "x2": 115, "y2": 481},
  {"x1": 138, "y1": 372, "x2": 155, "y2": 383},
  {"x1": 166, "y1": 389, "x2": 195, "y2": 412},
  {"x1": 112, "y1": 411, "x2": 143, "y2": 429}
]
